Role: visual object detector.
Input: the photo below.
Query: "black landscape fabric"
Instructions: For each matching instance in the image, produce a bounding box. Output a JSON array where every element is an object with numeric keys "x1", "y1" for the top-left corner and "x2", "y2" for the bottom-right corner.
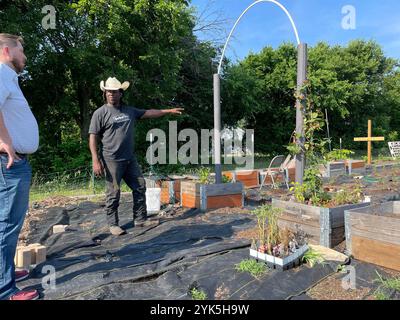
[{"x1": 17, "y1": 198, "x2": 392, "y2": 300}]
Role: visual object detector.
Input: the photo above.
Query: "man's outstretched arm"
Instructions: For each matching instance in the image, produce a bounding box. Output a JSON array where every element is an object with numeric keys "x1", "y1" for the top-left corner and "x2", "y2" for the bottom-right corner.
[{"x1": 141, "y1": 108, "x2": 184, "y2": 119}]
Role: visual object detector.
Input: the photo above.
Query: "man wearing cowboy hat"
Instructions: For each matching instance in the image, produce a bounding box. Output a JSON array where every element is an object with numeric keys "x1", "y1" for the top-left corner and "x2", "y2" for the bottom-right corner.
[{"x1": 89, "y1": 77, "x2": 183, "y2": 236}]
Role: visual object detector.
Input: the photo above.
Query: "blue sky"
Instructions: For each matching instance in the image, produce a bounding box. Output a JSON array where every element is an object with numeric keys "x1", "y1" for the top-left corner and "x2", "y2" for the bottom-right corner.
[{"x1": 190, "y1": 0, "x2": 400, "y2": 62}]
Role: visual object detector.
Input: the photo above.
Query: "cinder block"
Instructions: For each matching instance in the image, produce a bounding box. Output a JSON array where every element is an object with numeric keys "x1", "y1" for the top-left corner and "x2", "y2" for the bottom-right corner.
[
  {"x1": 53, "y1": 225, "x2": 69, "y2": 234},
  {"x1": 34, "y1": 246, "x2": 46, "y2": 265},
  {"x1": 27, "y1": 243, "x2": 47, "y2": 265},
  {"x1": 16, "y1": 248, "x2": 31, "y2": 269},
  {"x1": 14, "y1": 246, "x2": 24, "y2": 266}
]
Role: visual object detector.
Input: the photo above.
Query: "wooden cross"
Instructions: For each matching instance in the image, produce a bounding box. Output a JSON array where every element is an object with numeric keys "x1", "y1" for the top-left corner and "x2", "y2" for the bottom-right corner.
[{"x1": 354, "y1": 120, "x2": 385, "y2": 165}]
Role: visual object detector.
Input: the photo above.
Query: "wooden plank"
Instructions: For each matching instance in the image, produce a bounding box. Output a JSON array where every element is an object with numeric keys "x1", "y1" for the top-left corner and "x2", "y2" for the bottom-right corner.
[
  {"x1": 181, "y1": 193, "x2": 199, "y2": 208},
  {"x1": 352, "y1": 235, "x2": 400, "y2": 271},
  {"x1": 234, "y1": 171, "x2": 259, "y2": 187},
  {"x1": 277, "y1": 219, "x2": 320, "y2": 245},
  {"x1": 172, "y1": 180, "x2": 181, "y2": 201},
  {"x1": 272, "y1": 199, "x2": 321, "y2": 220},
  {"x1": 287, "y1": 168, "x2": 295, "y2": 182},
  {"x1": 329, "y1": 161, "x2": 346, "y2": 170},
  {"x1": 180, "y1": 181, "x2": 199, "y2": 195},
  {"x1": 348, "y1": 160, "x2": 365, "y2": 169},
  {"x1": 329, "y1": 202, "x2": 371, "y2": 228},
  {"x1": 206, "y1": 194, "x2": 243, "y2": 209},
  {"x1": 349, "y1": 212, "x2": 400, "y2": 245},
  {"x1": 278, "y1": 211, "x2": 320, "y2": 228},
  {"x1": 204, "y1": 182, "x2": 243, "y2": 197}
]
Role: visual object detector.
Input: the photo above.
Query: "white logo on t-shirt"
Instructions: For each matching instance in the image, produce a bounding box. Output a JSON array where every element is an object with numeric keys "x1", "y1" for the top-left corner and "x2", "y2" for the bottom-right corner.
[{"x1": 113, "y1": 115, "x2": 130, "y2": 123}]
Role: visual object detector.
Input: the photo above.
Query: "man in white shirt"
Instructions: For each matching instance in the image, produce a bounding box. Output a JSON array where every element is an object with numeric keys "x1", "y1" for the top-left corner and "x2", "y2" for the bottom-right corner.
[{"x1": 0, "y1": 34, "x2": 39, "y2": 300}]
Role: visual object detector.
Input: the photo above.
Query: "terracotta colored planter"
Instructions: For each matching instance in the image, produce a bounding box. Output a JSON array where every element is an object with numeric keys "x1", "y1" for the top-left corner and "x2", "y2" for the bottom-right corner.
[{"x1": 180, "y1": 181, "x2": 244, "y2": 211}]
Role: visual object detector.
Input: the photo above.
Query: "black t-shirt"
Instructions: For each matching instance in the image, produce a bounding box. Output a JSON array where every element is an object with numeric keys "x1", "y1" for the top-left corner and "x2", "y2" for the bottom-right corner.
[{"x1": 88, "y1": 104, "x2": 146, "y2": 161}]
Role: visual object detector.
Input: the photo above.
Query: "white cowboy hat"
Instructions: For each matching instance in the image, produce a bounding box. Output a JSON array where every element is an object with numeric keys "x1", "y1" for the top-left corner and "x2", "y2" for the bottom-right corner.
[{"x1": 100, "y1": 77, "x2": 130, "y2": 91}]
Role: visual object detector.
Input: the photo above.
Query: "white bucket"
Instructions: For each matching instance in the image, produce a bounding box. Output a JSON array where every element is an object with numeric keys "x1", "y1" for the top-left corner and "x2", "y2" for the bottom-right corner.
[{"x1": 146, "y1": 188, "x2": 161, "y2": 213}]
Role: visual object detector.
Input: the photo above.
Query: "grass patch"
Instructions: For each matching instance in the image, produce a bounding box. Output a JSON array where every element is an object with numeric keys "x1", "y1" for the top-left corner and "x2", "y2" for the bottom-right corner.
[
  {"x1": 190, "y1": 288, "x2": 207, "y2": 300},
  {"x1": 373, "y1": 271, "x2": 400, "y2": 300},
  {"x1": 29, "y1": 180, "x2": 131, "y2": 203},
  {"x1": 302, "y1": 248, "x2": 325, "y2": 267},
  {"x1": 235, "y1": 259, "x2": 268, "y2": 278},
  {"x1": 375, "y1": 271, "x2": 400, "y2": 291}
]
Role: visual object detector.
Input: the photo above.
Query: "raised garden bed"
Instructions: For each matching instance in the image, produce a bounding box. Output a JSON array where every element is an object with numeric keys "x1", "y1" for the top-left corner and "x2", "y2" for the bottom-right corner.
[
  {"x1": 159, "y1": 176, "x2": 188, "y2": 205},
  {"x1": 272, "y1": 198, "x2": 371, "y2": 248},
  {"x1": 222, "y1": 170, "x2": 260, "y2": 188},
  {"x1": 320, "y1": 161, "x2": 347, "y2": 178},
  {"x1": 345, "y1": 201, "x2": 400, "y2": 271},
  {"x1": 345, "y1": 160, "x2": 366, "y2": 175},
  {"x1": 180, "y1": 181, "x2": 244, "y2": 211},
  {"x1": 250, "y1": 244, "x2": 309, "y2": 271}
]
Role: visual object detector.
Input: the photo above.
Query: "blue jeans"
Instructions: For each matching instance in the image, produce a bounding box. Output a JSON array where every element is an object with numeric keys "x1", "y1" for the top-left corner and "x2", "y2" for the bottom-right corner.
[{"x1": 0, "y1": 155, "x2": 31, "y2": 300}]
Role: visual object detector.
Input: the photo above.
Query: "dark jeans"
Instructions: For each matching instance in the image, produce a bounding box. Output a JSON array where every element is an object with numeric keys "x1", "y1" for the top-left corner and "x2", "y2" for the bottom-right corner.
[
  {"x1": 103, "y1": 157, "x2": 147, "y2": 226},
  {"x1": 0, "y1": 155, "x2": 31, "y2": 300}
]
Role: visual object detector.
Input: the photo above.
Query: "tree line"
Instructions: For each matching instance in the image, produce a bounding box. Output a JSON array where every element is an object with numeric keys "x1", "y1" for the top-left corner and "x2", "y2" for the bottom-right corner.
[{"x1": 1, "y1": 0, "x2": 399, "y2": 175}]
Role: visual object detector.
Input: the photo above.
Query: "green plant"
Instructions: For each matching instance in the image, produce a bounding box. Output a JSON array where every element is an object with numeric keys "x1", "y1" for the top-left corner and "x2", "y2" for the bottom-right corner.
[
  {"x1": 332, "y1": 182, "x2": 363, "y2": 206},
  {"x1": 374, "y1": 290, "x2": 390, "y2": 300},
  {"x1": 286, "y1": 81, "x2": 332, "y2": 206},
  {"x1": 302, "y1": 248, "x2": 325, "y2": 267},
  {"x1": 251, "y1": 205, "x2": 282, "y2": 254},
  {"x1": 197, "y1": 167, "x2": 212, "y2": 184},
  {"x1": 375, "y1": 271, "x2": 400, "y2": 291},
  {"x1": 287, "y1": 81, "x2": 328, "y2": 166},
  {"x1": 222, "y1": 174, "x2": 233, "y2": 183},
  {"x1": 290, "y1": 168, "x2": 331, "y2": 206},
  {"x1": 336, "y1": 265, "x2": 347, "y2": 273},
  {"x1": 190, "y1": 288, "x2": 207, "y2": 300},
  {"x1": 325, "y1": 149, "x2": 354, "y2": 161},
  {"x1": 235, "y1": 259, "x2": 268, "y2": 278},
  {"x1": 373, "y1": 271, "x2": 400, "y2": 300}
]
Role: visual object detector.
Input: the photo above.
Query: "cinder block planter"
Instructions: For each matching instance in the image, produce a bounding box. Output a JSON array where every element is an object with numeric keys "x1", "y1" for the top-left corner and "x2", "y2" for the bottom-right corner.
[
  {"x1": 345, "y1": 201, "x2": 400, "y2": 271},
  {"x1": 180, "y1": 181, "x2": 244, "y2": 211},
  {"x1": 272, "y1": 199, "x2": 371, "y2": 248},
  {"x1": 370, "y1": 162, "x2": 400, "y2": 172},
  {"x1": 222, "y1": 170, "x2": 260, "y2": 188},
  {"x1": 250, "y1": 244, "x2": 309, "y2": 271},
  {"x1": 320, "y1": 161, "x2": 347, "y2": 178},
  {"x1": 345, "y1": 160, "x2": 366, "y2": 175}
]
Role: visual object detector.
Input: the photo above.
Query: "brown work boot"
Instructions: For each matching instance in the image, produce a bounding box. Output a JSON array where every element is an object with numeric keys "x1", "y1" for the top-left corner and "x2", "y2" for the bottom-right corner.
[
  {"x1": 134, "y1": 219, "x2": 160, "y2": 228},
  {"x1": 109, "y1": 226, "x2": 126, "y2": 236}
]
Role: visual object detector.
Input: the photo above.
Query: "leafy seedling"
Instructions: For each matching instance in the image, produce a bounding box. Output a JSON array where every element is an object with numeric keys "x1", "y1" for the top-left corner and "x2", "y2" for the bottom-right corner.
[{"x1": 235, "y1": 259, "x2": 268, "y2": 278}]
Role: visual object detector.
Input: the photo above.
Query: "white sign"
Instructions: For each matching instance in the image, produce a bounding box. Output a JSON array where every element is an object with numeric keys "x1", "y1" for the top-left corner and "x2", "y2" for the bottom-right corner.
[{"x1": 388, "y1": 141, "x2": 400, "y2": 158}]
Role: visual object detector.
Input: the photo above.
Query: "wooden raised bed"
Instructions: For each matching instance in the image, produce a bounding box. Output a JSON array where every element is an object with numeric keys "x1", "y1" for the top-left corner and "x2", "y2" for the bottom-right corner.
[
  {"x1": 159, "y1": 176, "x2": 188, "y2": 205},
  {"x1": 320, "y1": 161, "x2": 347, "y2": 178},
  {"x1": 222, "y1": 170, "x2": 260, "y2": 188},
  {"x1": 345, "y1": 160, "x2": 366, "y2": 175},
  {"x1": 345, "y1": 201, "x2": 400, "y2": 271},
  {"x1": 272, "y1": 199, "x2": 371, "y2": 248},
  {"x1": 180, "y1": 181, "x2": 244, "y2": 211}
]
